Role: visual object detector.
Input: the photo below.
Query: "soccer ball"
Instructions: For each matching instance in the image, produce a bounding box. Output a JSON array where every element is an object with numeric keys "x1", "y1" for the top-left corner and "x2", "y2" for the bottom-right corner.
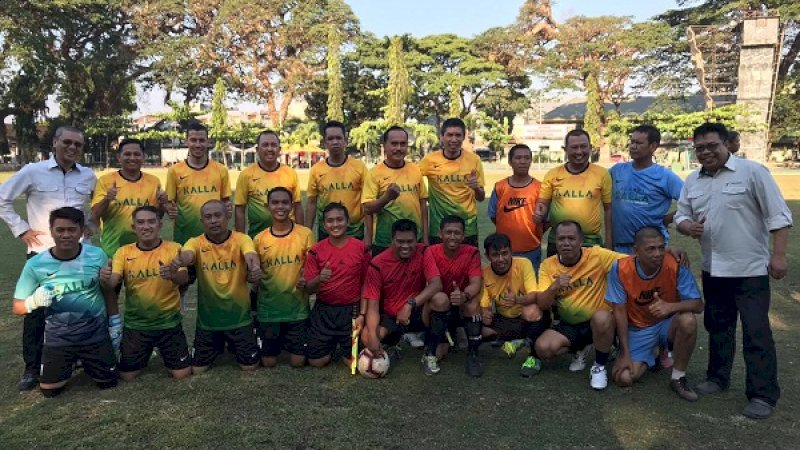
[{"x1": 357, "y1": 349, "x2": 390, "y2": 378}]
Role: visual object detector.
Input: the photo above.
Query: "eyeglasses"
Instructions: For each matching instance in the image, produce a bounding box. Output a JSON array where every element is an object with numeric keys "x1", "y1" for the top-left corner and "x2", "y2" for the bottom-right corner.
[{"x1": 694, "y1": 142, "x2": 722, "y2": 153}]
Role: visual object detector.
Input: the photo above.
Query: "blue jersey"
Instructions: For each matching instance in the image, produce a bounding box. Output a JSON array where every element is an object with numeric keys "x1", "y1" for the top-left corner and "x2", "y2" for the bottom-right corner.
[
  {"x1": 610, "y1": 163, "x2": 683, "y2": 246},
  {"x1": 14, "y1": 244, "x2": 109, "y2": 347}
]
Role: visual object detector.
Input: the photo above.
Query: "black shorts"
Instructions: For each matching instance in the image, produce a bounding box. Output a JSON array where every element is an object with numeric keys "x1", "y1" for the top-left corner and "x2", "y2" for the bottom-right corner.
[
  {"x1": 487, "y1": 315, "x2": 528, "y2": 341},
  {"x1": 552, "y1": 320, "x2": 593, "y2": 352},
  {"x1": 379, "y1": 306, "x2": 425, "y2": 342},
  {"x1": 40, "y1": 339, "x2": 118, "y2": 384},
  {"x1": 258, "y1": 320, "x2": 307, "y2": 357},
  {"x1": 429, "y1": 235, "x2": 479, "y2": 248},
  {"x1": 306, "y1": 302, "x2": 359, "y2": 360},
  {"x1": 193, "y1": 325, "x2": 259, "y2": 367},
  {"x1": 119, "y1": 325, "x2": 191, "y2": 372}
]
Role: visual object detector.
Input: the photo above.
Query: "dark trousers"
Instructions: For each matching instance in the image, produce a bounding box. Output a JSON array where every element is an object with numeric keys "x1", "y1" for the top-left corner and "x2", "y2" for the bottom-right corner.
[
  {"x1": 23, "y1": 251, "x2": 45, "y2": 374},
  {"x1": 702, "y1": 272, "x2": 780, "y2": 406}
]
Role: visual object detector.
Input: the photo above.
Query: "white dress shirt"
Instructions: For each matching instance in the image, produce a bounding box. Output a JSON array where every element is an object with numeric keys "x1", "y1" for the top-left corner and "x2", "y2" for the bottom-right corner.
[
  {"x1": 675, "y1": 156, "x2": 793, "y2": 277},
  {"x1": 0, "y1": 158, "x2": 97, "y2": 253}
]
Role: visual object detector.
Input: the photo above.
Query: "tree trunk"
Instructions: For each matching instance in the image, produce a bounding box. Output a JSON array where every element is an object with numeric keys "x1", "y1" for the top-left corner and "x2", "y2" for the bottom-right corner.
[{"x1": 777, "y1": 31, "x2": 800, "y2": 82}]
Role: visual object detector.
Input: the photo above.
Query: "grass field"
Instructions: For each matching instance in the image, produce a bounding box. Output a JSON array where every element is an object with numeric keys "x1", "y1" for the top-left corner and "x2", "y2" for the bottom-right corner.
[{"x1": 0, "y1": 168, "x2": 798, "y2": 449}]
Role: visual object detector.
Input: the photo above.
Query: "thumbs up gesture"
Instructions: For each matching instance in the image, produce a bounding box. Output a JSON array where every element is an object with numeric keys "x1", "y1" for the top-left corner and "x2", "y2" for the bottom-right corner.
[
  {"x1": 553, "y1": 273, "x2": 571, "y2": 290},
  {"x1": 498, "y1": 286, "x2": 516, "y2": 307},
  {"x1": 171, "y1": 249, "x2": 186, "y2": 272},
  {"x1": 319, "y1": 261, "x2": 333, "y2": 283},
  {"x1": 99, "y1": 260, "x2": 114, "y2": 286},
  {"x1": 106, "y1": 181, "x2": 118, "y2": 202},
  {"x1": 385, "y1": 183, "x2": 401, "y2": 201},
  {"x1": 647, "y1": 291, "x2": 673, "y2": 319},
  {"x1": 156, "y1": 186, "x2": 169, "y2": 206},
  {"x1": 449, "y1": 281, "x2": 464, "y2": 306},
  {"x1": 467, "y1": 169, "x2": 479, "y2": 190},
  {"x1": 159, "y1": 260, "x2": 174, "y2": 281}
]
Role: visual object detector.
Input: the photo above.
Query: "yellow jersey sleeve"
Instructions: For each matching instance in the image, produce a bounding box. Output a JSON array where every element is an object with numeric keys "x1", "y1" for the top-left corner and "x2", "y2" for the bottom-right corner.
[
  {"x1": 90, "y1": 173, "x2": 110, "y2": 207},
  {"x1": 601, "y1": 169, "x2": 612, "y2": 204},
  {"x1": 362, "y1": 168, "x2": 379, "y2": 203},
  {"x1": 233, "y1": 169, "x2": 250, "y2": 206},
  {"x1": 307, "y1": 164, "x2": 321, "y2": 198},
  {"x1": 165, "y1": 166, "x2": 178, "y2": 202},
  {"x1": 219, "y1": 164, "x2": 232, "y2": 199},
  {"x1": 520, "y1": 258, "x2": 538, "y2": 293},
  {"x1": 111, "y1": 244, "x2": 126, "y2": 275},
  {"x1": 239, "y1": 233, "x2": 256, "y2": 255}
]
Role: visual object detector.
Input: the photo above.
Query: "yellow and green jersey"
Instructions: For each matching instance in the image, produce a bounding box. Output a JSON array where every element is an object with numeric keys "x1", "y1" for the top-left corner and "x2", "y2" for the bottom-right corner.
[
  {"x1": 419, "y1": 150, "x2": 485, "y2": 238},
  {"x1": 91, "y1": 171, "x2": 161, "y2": 256},
  {"x1": 234, "y1": 162, "x2": 301, "y2": 238},
  {"x1": 539, "y1": 164, "x2": 612, "y2": 246},
  {"x1": 112, "y1": 240, "x2": 185, "y2": 330},
  {"x1": 362, "y1": 161, "x2": 428, "y2": 248},
  {"x1": 166, "y1": 160, "x2": 232, "y2": 245},
  {"x1": 538, "y1": 246, "x2": 625, "y2": 325},
  {"x1": 307, "y1": 156, "x2": 366, "y2": 238},
  {"x1": 480, "y1": 257, "x2": 538, "y2": 319},
  {"x1": 254, "y1": 223, "x2": 315, "y2": 323},
  {"x1": 183, "y1": 231, "x2": 255, "y2": 331}
]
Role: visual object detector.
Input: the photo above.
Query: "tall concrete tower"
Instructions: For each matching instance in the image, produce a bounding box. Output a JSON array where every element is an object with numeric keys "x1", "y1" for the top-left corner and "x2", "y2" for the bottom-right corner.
[{"x1": 736, "y1": 13, "x2": 782, "y2": 162}]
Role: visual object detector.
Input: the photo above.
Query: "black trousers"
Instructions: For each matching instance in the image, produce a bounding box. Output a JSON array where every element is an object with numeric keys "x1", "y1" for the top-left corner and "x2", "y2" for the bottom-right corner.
[
  {"x1": 702, "y1": 272, "x2": 780, "y2": 406},
  {"x1": 23, "y1": 251, "x2": 45, "y2": 374}
]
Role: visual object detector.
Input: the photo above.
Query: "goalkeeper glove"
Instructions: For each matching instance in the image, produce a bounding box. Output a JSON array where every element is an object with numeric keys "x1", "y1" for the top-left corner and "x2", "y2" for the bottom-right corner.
[
  {"x1": 108, "y1": 314, "x2": 122, "y2": 350},
  {"x1": 24, "y1": 285, "x2": 58, "y2": 313}
]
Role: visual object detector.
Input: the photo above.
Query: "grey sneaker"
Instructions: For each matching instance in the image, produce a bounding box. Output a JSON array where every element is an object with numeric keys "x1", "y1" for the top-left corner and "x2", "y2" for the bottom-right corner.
[
  {"x1": 695, "y1": 380, "x2": 724, "y2": 395},
  {"x1": 670, "y1": 377, "x2": 698, "y2": 402},
  {"x1": 422, "y1": 354, "x2": 440, "y2": 375},
  {"x1": 743, "y1": 398, "x2": 774, "y2": 419},
  {"x1": 17, "y1": 372, "x2": 38, "y2": 391},
  {"x1": 465, "y1": 354, "x2": 483, "y2": 378}
]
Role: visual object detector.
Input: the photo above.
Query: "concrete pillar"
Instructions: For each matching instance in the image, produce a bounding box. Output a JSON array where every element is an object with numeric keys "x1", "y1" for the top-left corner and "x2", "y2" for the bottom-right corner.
[{"x1": 736, "y1": 15, "x2": 781, "y2": 162}]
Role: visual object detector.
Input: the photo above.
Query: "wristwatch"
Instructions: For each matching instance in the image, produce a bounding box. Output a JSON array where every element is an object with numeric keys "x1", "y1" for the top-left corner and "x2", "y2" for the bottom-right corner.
[{"x1": 406, "y1": 298, "x2": 417, "y2": 308}]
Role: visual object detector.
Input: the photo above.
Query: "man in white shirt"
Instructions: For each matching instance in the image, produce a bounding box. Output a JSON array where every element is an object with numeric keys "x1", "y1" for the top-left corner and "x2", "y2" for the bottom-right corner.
[
  {"x1": 675, "y1": 122, "x2": 792, "y2": 420},
  {"x1": 0, "y1": 125, "x2": 97, "y2": 390}
]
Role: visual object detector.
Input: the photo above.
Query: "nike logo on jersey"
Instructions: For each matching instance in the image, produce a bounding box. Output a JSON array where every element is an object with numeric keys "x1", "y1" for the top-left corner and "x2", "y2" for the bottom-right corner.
[
  {"x1": 503, "y1": 205, "x2": 526, "y2": 213},
  {"x1": 201, "y1": 248, "x2": 211, "y2": 253},
  {"x1": 179, "y1": 175, "x2": 189, "y2": 180},
  {"x1": 485, "y1": 283, "x2": 495, "y2": 288},
  {"x1": 46, "y1": 272, "x2": 57, "y2": 278},
  {"x1": 126, "y1": 257, "x2": 136, "y2": 261},
  {"x1": 252, "y1": 178, "x2": 260, "y2": 182}
]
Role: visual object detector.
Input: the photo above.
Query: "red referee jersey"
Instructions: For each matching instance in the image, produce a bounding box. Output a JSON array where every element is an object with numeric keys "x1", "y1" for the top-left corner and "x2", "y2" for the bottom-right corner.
[
  {"x1": 363, "y1": 244, "x2": 440, "y2": 317},
  {"x1": 304, "y1": 237, "x2": 370, "y2": 305}
]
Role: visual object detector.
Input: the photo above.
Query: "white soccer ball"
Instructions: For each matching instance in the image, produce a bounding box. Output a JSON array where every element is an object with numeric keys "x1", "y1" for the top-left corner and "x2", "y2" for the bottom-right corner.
[{"x1": 357, "y1": 348, "x2": 390, "y2": 378}]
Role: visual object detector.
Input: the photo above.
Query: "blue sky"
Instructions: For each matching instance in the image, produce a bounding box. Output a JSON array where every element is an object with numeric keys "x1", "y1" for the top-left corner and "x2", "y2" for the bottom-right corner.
[{"x1": 345, "y1": 0, "x2": 679, "y2": 38}]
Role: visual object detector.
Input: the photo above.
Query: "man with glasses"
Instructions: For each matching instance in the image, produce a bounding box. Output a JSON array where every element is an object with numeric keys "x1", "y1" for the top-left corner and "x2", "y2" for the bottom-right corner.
[
  {"x1": 609, "y1": 125, "x2": 683, "y2": 255},
  {"x1": 676, "y1": 122, "x2": 792, "y2": 419},
  {"x1": 0, "y1": 126, "x2": 97, "y2": 391}
]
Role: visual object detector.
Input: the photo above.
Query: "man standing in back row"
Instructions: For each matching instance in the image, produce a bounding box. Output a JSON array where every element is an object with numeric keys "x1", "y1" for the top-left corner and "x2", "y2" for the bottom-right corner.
[
  {"x1": 305, "y1": 121, "x2": 366, "y2": 240},
  {"x1": 420, "y1": 117, "x2": 485, "y2": 246},
  {"x1": 676, "y1": 122, "x2": 792, "y2": 420},
  {"x1": 535, "y1": 129, "x2": 612, "y2": 256}
]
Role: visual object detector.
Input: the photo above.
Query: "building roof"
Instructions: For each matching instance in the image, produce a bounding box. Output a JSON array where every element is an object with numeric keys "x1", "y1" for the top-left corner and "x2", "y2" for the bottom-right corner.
[{"x1": 542, "y1": 94, "x2": 737, "y2": 121}]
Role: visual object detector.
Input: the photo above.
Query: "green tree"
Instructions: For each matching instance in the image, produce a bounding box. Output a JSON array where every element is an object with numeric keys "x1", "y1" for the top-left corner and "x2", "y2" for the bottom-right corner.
[
  {"x1": 326, "y1": 25, "x2": 345, "y2": 122},
  {"x1": 385, "y1": 37, "x2": 409, "y2": 125},
  {"x1": 209, "y1": 77, "x2": 229, "y2": 167},
  {"x1": 84, "y1": 115, "x2": 135, "y2": 167}
]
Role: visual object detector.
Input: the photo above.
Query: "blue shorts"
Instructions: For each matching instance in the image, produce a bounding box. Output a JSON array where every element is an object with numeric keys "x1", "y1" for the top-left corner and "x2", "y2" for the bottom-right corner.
[
  {"x1": 628, "y1": 316, "x2": 673, "y2": 367},
  {"x1": 513, "y1": 247, "x2": 542, "y2": 275}
]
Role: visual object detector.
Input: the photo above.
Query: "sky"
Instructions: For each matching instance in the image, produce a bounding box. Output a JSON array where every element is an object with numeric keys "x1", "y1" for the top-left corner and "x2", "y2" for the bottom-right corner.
[
  {"x1": 132, "y1": 0, "x2": 680, "y2": 116},
  {"x1": 345, "y1": 0, "x2": 679, "y2": 38}
]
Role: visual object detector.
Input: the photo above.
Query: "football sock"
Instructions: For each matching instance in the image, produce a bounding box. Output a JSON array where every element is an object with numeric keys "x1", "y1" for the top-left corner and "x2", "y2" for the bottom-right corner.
[
  {"x1": 425, "y1": 310, "x2": 450, "y2": 356},
  {"x1": 465, "y1": 315, "x2": 482, "y2": 356},
  {"x1": 595, "y1": 351, "x2": 609, "y2": 367},
  {"x1": 523, "y1": 319, "x2": 548, "y2": 358},
  {"x1": 671, "y1": 369, "x2": 686, "y2": 380}
]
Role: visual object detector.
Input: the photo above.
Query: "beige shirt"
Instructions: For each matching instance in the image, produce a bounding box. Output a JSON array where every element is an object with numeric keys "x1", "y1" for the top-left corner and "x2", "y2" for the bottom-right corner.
[
  {"x1": 675, "y1": 156, "x2": 792, "y2": 277},
  {"x1": 0, "y1": 158, "x2": 96, "y2": 253}
]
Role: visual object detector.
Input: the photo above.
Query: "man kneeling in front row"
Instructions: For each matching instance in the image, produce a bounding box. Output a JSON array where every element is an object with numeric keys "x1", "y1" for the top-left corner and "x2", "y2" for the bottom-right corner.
[{"x1": 607, "y1": 226, "x2": 703, "y2": 401}]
